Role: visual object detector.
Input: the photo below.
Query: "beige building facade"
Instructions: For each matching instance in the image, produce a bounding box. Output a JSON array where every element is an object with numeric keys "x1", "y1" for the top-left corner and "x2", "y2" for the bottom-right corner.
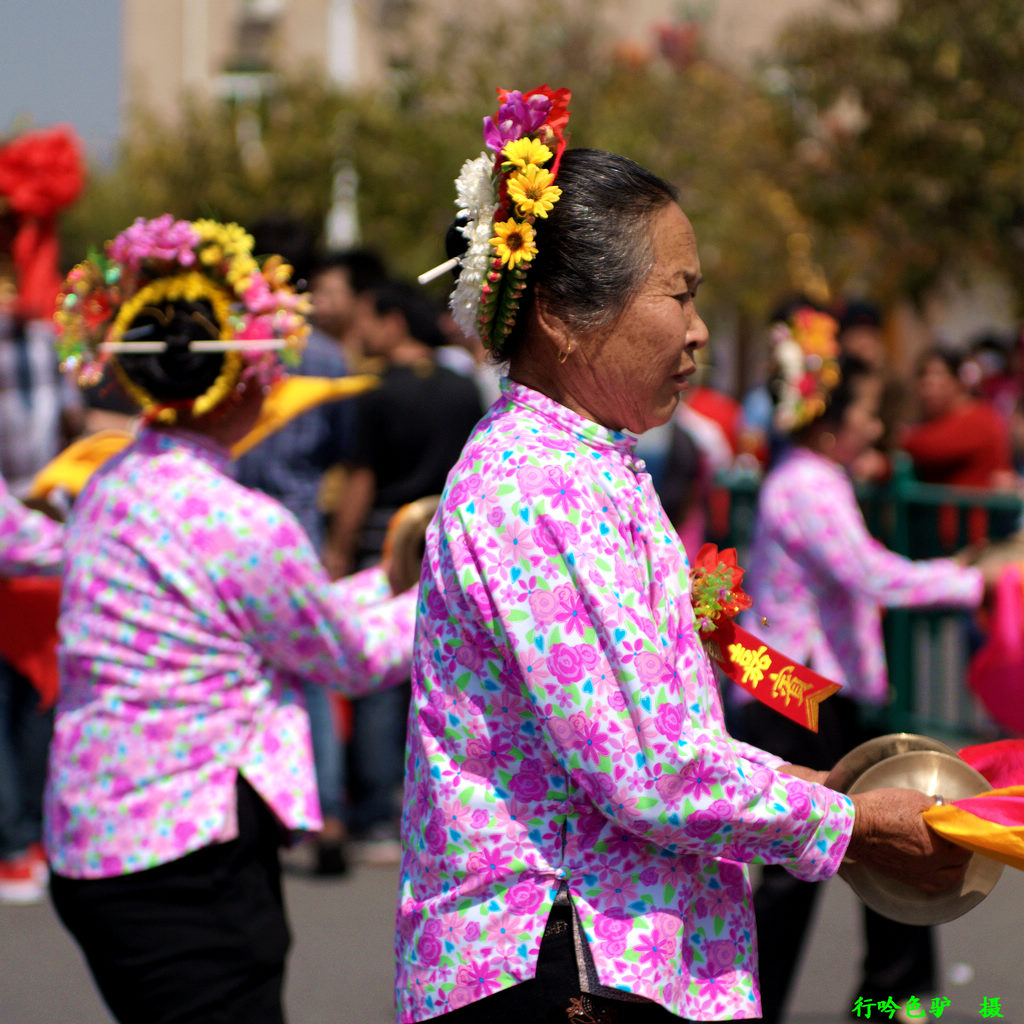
[{"x1": 121, "y1": 0, "x2": 842, "y2": 126}]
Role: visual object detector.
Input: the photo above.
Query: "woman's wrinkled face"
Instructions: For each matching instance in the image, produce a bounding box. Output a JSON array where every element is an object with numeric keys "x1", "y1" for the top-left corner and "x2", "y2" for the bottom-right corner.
[{"x1": 562, "y1": 203, "x2": 709, "y2": 435}]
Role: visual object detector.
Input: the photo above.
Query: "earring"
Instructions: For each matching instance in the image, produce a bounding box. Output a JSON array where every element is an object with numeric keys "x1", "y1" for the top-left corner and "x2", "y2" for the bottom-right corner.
[{"x1": 558, "y1": 342, "x2": 573, "y2": 365}]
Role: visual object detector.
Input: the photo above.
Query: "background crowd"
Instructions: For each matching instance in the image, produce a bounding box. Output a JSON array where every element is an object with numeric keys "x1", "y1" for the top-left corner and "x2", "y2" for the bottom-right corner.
[{"x1": 3, "y1": 202, "x2": 1024, "y2": 904}]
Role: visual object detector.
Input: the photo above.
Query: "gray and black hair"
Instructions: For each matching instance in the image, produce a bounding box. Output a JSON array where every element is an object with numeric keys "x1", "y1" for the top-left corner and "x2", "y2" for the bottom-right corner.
[{"x1": 449, "y1": 149, "x2": 679, "y2": 363}]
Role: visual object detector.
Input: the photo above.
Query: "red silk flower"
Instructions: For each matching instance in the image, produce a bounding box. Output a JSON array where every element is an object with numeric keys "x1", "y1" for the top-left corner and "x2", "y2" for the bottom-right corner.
[
  {"x1": 0, "y1": 125, "x2": 84, "y2": 218},
  {"x1": 689, "y1": 543, "x2": 753, "y2": 632}
]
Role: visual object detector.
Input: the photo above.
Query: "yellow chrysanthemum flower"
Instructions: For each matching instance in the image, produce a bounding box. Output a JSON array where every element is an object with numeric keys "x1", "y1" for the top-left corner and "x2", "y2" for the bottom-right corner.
[
  {"x1": 226, "y1": 255, "x2": 259, "y2": 288},
  {"x1": 507, "y1": 166, "x2": 562, "y2": 219},
  {"x1": 490, "y1": 219, "x2": 537, "y2": 269},
  {"x1": 200, "y1": 245, "x2": 223, "y2": 267},
  {"x1": 502, "y1": 138, "x2": 553, "y2": 170}
]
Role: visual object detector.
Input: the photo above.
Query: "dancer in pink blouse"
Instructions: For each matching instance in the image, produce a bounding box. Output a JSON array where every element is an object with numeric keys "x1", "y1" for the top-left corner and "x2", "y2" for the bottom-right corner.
[
  {"x1": 736, "y1": 305, "x2": 990, "y2": 1023},
  {"x1": 395, "y1": 88, "x2": 968, "y2": 1023},
  {"x1": 43, "y1": 217, "x2": 416, "y2": 1024}
]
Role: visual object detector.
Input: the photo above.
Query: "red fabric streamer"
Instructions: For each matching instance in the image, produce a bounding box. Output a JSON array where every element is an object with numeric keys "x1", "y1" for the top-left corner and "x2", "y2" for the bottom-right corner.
[{"x1": 0, "y1": 576, "x2": 61, "y2": 709}]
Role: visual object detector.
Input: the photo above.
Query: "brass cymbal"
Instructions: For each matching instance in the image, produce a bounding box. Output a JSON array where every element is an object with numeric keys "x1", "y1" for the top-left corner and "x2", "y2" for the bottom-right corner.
[
  {"x1": 382, "y1": 495, "x2": 441, "y2": 595},
  {"x1": 825, "y1": 733, "x2": 959, "y2": 794},
  {"x1": 838, "y1": 749, "x2": 1003, "y2": 925}
]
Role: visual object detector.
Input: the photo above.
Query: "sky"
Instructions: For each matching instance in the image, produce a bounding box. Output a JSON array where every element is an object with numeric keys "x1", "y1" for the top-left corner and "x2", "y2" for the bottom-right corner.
[{"x1": 0, "y1": 0, "x2": 122, "y2": 162}]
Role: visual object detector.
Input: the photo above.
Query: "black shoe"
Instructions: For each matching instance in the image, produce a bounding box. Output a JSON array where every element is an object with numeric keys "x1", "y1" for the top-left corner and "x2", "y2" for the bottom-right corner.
[{"x1": 314, "y1": 838, "x2": 349, "y2": 877}]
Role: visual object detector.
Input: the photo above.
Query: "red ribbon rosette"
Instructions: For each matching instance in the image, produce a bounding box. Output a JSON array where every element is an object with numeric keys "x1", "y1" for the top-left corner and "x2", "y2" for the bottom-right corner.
[
  {"x1": 690, "y1": 543, "x2": 841, "y2": 731},
  {"x1": 0, "y1": 125, "x2": 85, "y2": 318}
]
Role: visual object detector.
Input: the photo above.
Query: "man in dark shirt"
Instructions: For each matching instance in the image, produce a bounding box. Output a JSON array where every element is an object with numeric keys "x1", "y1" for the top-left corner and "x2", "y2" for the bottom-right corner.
[{"x1": 334, "y1": 281, "x2": 483, "y2": 860}]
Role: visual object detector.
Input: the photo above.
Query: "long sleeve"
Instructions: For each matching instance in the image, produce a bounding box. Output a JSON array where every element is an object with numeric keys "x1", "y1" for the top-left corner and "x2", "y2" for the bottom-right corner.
[
  {"x1": 0, "y1": 474, "x2": 63, "y2": 576},
  {"x1": 192, "y1": 492, "x2": 415, "y2": 697},
  {"x1": 766, "y1": 454, "x2": 981, "y2": 610}
]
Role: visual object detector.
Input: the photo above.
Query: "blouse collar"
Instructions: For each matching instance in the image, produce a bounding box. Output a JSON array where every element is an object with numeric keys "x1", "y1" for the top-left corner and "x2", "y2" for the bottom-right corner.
[
  {"x1": 501, "y1": 378, "x2": 637, "y2": 457},
  {"x1": 136, "y1": 426, "x2": 233, "y2": 474}
]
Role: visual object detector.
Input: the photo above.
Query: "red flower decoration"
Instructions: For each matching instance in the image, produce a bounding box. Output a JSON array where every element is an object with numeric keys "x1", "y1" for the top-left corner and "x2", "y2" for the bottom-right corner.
[
  {"x1": 689, "y1": 543, "x2": 753, "y2": 633},
  {"x1": 0, "y1": 126, "x2": 84, "y2": 218}
]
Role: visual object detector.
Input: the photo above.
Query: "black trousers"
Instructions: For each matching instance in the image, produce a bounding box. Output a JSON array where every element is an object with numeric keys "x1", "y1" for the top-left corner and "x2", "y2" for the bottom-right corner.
[
  {"x1": 437, "y1": 903, "x2": 689, "y2": 1023},
  {"x1": 736, "y1": 696, "x2": 935, "y2": 1024},
  {"x1": 50, "y1": 778, "x2": 290, "y2": 1024}
]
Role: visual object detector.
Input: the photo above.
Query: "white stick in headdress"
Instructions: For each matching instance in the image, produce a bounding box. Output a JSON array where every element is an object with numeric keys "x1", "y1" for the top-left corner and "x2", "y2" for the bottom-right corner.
[
  {"x1": 416, "y1": 257, "x2": 460, "y2": 286},
  {"x1": 98, "y1": 339, "x2": 288, "y2": 354}
]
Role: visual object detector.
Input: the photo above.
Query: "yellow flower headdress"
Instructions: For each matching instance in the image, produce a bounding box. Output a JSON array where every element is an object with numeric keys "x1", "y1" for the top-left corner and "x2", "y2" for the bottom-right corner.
[
  {"x1": 420, "y1": 85, "x2": 571, "y2": 353},
  {"x1": 55, "y1": 215, "x2": 311, "y2": 424}
]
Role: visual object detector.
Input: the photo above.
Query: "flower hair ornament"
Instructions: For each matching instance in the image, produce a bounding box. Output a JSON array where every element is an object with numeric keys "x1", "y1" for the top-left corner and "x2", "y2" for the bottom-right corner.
[
  {"x1": 418, "y1": 85, "x2": 571, "y2": 352},
  {"x1": 769, "y1": 306, "x2": 841, "y2": 434},
  {"x1": 55, "y1": 214, "x2": 310, "y2": 424}
]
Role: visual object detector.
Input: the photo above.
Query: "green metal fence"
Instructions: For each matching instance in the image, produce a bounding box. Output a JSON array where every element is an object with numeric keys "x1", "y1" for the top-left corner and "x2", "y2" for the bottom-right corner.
[{"x1": 709, "y1": 456, "x2": 1023, "y2": 741}]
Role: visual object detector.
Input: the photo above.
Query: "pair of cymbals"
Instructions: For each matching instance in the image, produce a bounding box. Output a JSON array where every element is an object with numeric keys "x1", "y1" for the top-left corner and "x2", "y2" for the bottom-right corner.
[{"x1": 826, "y1": 733, "x2": 1003, "y2": 925}]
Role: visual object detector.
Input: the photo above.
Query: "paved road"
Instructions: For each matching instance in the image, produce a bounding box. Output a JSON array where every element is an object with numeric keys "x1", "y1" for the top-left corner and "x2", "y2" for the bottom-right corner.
[{"x1": 2, "y1": 853, "x2": 1022, "y2": 1024}]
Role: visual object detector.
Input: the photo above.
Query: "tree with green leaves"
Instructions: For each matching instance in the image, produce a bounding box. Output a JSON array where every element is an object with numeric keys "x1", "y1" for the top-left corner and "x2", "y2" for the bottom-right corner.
[{"x1": 773, "y1": 0, "x2": 1024, "y2": 309}]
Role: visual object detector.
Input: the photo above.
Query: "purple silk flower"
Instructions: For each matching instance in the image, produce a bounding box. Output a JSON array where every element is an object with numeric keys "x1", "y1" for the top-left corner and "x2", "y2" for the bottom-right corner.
[{"x1": 483, "y1": 90, "x2": 552, "y2": 153}]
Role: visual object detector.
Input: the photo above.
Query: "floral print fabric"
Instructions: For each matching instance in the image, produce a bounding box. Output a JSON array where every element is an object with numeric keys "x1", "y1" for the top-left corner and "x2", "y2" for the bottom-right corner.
[
  {"x1": 396, "y1": 381, "x2": 855, "y2": 1022},
  {"x1": 45, "y1": 427, "x2": 415, "y2": 879},
  {"x1": 0, "y1": 471, "x2": 62, "y2": 575},
  {"x1": 742, "y1": 446, "x2": 983, "y2": 706}
]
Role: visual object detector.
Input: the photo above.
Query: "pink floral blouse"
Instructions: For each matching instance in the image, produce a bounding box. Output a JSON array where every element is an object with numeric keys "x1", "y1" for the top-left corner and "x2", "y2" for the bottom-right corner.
[
  {"x1": 0, "y1": 471, "x2": 62, "y2": 575},
  {"x1": 395, "y1": 382, "x2": 855, "y2": 1022},
  {"x1": 45, "y1": 428, "x2": 415, "y2": 879},
  {"x1": 742, "y1": 446, "x2": 983, "y2": 706}
]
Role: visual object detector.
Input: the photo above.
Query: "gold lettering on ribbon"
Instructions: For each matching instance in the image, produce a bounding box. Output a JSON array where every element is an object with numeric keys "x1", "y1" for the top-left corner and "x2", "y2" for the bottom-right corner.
[
  {"x1": 728, "y1": 642, "x2": 772, "y2": 688},
  {"x1": 770, "y1": 664, "x2": 813, "y2": 707}
]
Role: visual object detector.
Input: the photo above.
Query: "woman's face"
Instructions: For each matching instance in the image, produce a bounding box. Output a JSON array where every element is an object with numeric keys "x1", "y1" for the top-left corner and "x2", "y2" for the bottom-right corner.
[
  {"x1": 560, "y1": 203, "x2": 709, "y2": 435},
  {"x1": 832, "y1": 374, "x2": 884, "y2": 465},
  {"x1": 916, "y1": 355, "x2": 962, "y2": 419}
]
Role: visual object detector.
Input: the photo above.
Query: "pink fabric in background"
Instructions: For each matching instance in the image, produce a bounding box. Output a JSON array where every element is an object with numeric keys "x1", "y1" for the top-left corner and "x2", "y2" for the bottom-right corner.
[{"x1": 968, "y1": 564, "x2": 1024, "y2": 734}]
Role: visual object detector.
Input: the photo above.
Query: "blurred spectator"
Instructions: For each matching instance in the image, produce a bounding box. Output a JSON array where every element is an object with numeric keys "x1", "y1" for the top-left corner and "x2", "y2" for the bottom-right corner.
[
  {"x1": 309, "y1": 248, "x2": 388, "y2": 371},
  {"x1": 899, "y1": 346, "x2": 1014, "y2": 545},
  {"x1": 674, "y1": 380, "x2": 741, "y2": 558},
  {"x1": 968, "y1": 329, "x2": 1020, "y2": 428},
  {"x1": 333, "y1": 280, "x2": 483, "y2": 861},
  {"x1": 836, "y1": 298, "x2": 907, "y2": 482},
  {"x1": 0, "y1": 471, "x2": 63, "y2": 903},
  {"x1": 0, "y1": 252, "x2": 84, "y2": 496},
  {"x1": 233, "y1": 215, "x2": 359, "y2": 876},
  {"x1": 436, "y1": 308, "x2": 503, "y2": 410}
]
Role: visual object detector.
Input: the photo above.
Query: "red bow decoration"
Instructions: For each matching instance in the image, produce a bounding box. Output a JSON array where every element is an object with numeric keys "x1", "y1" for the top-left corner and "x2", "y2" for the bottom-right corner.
[
  {"x1": 690, "y1": 543, "x2": 841, "y2": 731},
  {"x1": 0, "y1": 125, "x2": 85, "y2": 318}
]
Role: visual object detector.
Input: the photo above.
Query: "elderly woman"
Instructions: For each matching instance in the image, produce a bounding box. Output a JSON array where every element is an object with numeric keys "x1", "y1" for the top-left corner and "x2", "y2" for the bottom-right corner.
[
  {"x1": 45, "y1": 217, "x2": 416, "y2": 1024},
  {"x1": 395, "y1": 88, "x2": 968, "y2": 1023}
]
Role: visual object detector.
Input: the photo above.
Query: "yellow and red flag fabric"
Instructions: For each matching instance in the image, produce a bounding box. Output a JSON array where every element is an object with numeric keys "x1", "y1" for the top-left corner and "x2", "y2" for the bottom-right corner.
[{"x1": 922, "y1": 739, "x2": 1024, "y2": 872}]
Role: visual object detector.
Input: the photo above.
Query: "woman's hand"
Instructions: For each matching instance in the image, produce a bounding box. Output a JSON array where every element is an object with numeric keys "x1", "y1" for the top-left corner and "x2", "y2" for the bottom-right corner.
[{"x1": 846, "y1": 788, "x2": 971, "y2": 894}]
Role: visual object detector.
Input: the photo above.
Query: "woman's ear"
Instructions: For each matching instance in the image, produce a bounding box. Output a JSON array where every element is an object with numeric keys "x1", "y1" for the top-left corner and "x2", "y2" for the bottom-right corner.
[{"x1": 532, "y1": 286, "x2": 574, "y2": 363}]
